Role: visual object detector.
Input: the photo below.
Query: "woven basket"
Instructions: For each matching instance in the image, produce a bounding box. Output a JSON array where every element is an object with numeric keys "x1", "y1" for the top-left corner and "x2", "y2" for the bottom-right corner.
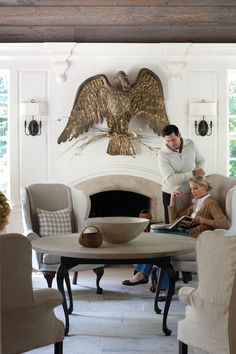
[{"x1": 79, "y1": 226, "x2": 103, "y2": 248}]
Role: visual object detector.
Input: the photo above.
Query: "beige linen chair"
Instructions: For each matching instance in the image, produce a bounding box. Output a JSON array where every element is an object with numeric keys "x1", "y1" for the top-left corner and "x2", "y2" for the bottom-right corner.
[
  {"x1": 171, "y1": 173, "x2": 236, "y2": 278},
  {"x1": 0, "y1": 233, "x2": 64, "y2": 354},
  {"x1": 21, "y1": 183, "x2": 104, "y2": 293},
  {"x1": 178, "y1": 230, "x2": 236, "y2": 354}
]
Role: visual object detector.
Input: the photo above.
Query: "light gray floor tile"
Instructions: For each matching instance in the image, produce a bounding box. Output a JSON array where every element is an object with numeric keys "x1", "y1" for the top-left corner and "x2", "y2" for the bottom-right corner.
[{"x1": 27, "y1": 265, "x2": 207, "y2": 354}]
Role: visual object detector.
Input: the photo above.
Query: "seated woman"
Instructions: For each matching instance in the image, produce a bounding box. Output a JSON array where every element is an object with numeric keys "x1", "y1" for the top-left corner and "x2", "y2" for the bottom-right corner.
[{"x1": 122, "y1": 176, "x2": 230, "y2": 292}]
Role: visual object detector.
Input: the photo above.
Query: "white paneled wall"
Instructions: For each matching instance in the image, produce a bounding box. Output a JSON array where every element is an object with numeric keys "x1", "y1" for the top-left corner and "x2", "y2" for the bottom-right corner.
[
  {"x1": 1, "y1": 43, "x2": 236, "y2": 213},
  {"x1": 19, "y1": 71, "x2": 48, "y2": 187},
  {"x1": 188, "y1": 71, "x2": 218, "y2": 175}
]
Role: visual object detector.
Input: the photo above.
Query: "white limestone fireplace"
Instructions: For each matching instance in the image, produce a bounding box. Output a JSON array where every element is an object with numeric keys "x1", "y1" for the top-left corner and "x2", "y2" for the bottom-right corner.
[{"x1": 74, "y1": 175, "x2": 164, "y2": 222}]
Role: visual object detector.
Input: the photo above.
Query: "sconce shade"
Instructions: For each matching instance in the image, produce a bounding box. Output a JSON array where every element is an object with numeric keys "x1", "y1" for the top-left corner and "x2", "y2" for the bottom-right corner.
[
  {"x1": 20, "y1": 102, "x2": 47, "y2": 117},
  {"x1": 189, "y1": 102, "x2": 217, "y2": 116}
]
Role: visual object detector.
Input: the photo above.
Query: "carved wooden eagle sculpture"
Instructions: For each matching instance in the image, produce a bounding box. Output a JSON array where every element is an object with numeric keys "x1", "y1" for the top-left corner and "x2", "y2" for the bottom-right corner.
[{"x1": 57, "y1": 68, "x2": 169, "y2": 156}]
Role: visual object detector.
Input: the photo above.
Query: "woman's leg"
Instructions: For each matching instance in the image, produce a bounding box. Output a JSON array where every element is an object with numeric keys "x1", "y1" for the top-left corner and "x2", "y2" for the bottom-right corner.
[
  {"x1": 122, "y1": 263, "x2": 151, "y2": 286},
  {"x1": 135, "y1": 263, "x2": 152, "y2": 277},
  {"x1": 156, "y1": 267, "x2": 169, "y2": 289}
]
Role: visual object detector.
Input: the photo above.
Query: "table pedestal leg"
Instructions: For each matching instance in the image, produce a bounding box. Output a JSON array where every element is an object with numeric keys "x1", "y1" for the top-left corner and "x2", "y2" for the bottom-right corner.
[
  {"x1": 162, "y1": 265, "x2": 176, "y2": 336},
  {"x1": 153, "y1": 259, "x2": 177, "y2": 336},
  {"x1": 57, "y1": 264, "x2": 70, "y2": 335},
  {"x1": 154, "y1": 268, "x2": 165, "y2": 314}
]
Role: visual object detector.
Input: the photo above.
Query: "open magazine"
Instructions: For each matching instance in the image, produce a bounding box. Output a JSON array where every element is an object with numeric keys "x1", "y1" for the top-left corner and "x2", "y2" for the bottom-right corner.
[{"x1": 156, "y1": 215, "x2": 197, "y2": 233}]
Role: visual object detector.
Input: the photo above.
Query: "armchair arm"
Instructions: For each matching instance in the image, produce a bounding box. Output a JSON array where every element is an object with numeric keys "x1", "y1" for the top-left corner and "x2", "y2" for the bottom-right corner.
[
  {"x1": 71, "y1": 188, "x2": 91, "y2": 232},
  {"x1": 24, "y1": 230, "x2": 42, "y2": 270},
  {"x1": 25, "y1": 230, "x2": 40, "y2": 242},
  {"x1": 178, "y1": 286, "x2": 196, "y2": 305},
  {"x1": 33, "y1": 288, "x2": 63, "y2": 308}
]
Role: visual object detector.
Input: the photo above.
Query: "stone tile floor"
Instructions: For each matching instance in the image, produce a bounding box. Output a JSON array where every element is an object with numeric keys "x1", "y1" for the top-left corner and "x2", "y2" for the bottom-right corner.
[{"x1": 28, "y1": 265, "x2": 207, "y2": 354}]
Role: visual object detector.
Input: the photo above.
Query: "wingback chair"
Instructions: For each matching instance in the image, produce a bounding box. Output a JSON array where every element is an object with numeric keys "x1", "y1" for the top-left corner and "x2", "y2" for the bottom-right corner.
[
  {"x1": 0, "y1": 233, "x2": 64, "y2": 354},
  {"x1": 21, "y1": 183, "x2": 104, "y2": 293},
  {"x1": 171, "y1": 173, "x2": 236, "y2": 278},
  {"x1": 178, "y1": 230, "x2": 236, "y2": 354}
]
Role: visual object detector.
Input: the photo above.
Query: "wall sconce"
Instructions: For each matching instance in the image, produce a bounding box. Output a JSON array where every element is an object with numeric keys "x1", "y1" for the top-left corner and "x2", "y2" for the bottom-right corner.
[
  {"x1": 189, "y1": 99, "x2": 217, "y2": 136},
  {"x1": 20, "y1": 99, "x2": 47, "y2": 136}
]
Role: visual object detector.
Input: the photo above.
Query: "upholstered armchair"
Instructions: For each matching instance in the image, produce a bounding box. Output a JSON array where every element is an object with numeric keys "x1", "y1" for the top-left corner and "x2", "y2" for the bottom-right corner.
[
  {"x1": 1, "y1": 233, "x2": 64, "y2": 354},
  {"x1": 178, "y1": 230, "x2": 236, "y2": 354},
  {"x1": 171, "y1": 173, "x2": 236, "y2": 278},
  {"x1": 21, "y1": 183, "x2": 104, "y2": 293}
]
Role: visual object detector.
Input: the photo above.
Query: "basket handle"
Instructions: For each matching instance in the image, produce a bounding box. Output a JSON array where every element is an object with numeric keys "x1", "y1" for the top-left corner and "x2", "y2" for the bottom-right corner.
[{"x1": 81, "y1": 225, "x2": 101, "y2": 235}]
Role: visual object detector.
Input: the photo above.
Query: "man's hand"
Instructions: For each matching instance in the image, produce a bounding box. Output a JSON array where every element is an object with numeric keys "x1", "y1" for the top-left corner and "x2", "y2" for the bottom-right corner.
[
  {"x1": 170, "y1": 189, "x2": 184, "y2": 206},
  {"x1": 194, "y1": 168, "x2": 205, "y2": 176}
]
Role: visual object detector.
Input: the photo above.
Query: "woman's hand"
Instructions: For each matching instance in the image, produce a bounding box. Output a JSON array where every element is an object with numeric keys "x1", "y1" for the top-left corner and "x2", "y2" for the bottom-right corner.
[
  {"x1": 192, "y1": 216, "x2": 201, "y2": 225},
  {"x1": 193, "y1": 216, "x2": 214, "y2": 227}
]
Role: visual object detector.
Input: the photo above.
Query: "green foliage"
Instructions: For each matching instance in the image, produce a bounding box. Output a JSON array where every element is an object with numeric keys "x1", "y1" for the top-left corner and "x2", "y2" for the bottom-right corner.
[
  {"x1": 230, "y1": 140, "x2": 236, "y2": 158},
  {"x1": 0, "y1": 118, "x2": 7, "y2": 136},
  {"x1": 229, "y1": 161, "x2": 236, "y2": 178},
  {"x1": 229, "y1": 95, "x2": 236, "y2": 116},
  {"x1": 229, "y1": 80, "x2": 236, "y2": 95},
  {"x1": 0, "y1": 140, "x2": 7, "y2": 158},
  {"x1": 0, "y1": 71, "x2": 8, "y2": 195},
  {"x1": 0, "y1": 73, "x2": 8, "y2": 94},
  {"x1": 0, "y1": 95, "x2": 8, "y2": 116},
  {"x1": 229, "y1": 118, "x2": 236, "y2": 133}
]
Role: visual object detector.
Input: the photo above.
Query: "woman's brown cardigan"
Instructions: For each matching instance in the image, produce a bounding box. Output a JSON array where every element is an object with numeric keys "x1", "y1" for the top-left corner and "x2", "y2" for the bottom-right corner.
[{"x1": 168, "y1": 197, "x2": 230, "y2": 238}]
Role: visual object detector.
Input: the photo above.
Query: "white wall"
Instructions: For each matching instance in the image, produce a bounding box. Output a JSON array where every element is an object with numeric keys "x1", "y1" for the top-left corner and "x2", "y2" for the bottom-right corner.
[{"x1": 1, "y1": 43, "x2": 236, "y2": 206}]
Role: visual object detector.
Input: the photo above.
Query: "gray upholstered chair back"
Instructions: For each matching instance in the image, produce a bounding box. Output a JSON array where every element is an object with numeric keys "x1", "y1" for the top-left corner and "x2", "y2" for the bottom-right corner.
[
  {"x1": 207, "y1": 174, "x2": 236, "y2": 214},
  {"x1": 27, "y1": 183, "x2": 75, "y2": 235},
  {"x1": 1, "y1": 233, "x2": 33, "y2": 311}
]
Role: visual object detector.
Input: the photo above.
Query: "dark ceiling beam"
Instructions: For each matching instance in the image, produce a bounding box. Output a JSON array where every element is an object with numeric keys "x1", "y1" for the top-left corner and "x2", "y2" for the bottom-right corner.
[
  {"x1": 0, "y1": 6, "x2": 235, "y2": 25},
  {"x1": 0, "y1": 24, "x2": 235, "y2": 43},
  {"x1": 0, "y1": 1, "x2": 235, "y2": 43},
  {"x1": 0, "y1": 0, "x2": 235, "y2": 6}
]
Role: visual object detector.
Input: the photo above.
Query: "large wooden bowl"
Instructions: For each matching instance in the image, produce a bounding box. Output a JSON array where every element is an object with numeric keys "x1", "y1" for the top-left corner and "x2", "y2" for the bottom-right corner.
[{"x1": 84, "y1": 216, "x2": 149, "y2": 244}]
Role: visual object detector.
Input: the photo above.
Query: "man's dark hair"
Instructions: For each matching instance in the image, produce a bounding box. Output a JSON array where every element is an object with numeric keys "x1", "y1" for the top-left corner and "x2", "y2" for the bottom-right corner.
[{"x1": 162, "y1": 124, "x2": 179, "y2": 137}]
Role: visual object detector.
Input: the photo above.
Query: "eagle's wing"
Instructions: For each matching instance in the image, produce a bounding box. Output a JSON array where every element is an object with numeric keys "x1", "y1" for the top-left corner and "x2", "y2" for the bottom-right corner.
[
  {"x1": 57, "y1": 74, "x2": 111, "y2": 143},
  {"x1": 130, "y1": 68, "x2": 169, "y2": 135}
]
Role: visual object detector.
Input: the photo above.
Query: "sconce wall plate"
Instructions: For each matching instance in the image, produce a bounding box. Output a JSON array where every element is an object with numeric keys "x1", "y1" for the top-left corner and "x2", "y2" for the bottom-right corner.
[
  {"x1": 194, "y1": 119, "x2": 213, "y2": 137},
  {"x1": 20, "y1": 99, "x2": 47, "y2": 136},
  {"x1": 27, "y1": 120, "x2": 42, "y2": 136}
]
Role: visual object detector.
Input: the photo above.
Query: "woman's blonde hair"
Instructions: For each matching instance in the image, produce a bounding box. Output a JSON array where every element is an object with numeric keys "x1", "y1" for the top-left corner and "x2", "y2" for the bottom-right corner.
[{"x1": 189, "y1": 176, "x2": 212, "y2": 191}]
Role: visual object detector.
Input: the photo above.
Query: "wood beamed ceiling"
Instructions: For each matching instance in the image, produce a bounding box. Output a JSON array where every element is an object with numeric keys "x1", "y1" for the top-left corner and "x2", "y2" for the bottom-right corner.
[{"x1": 0, "y1": 0, "x2": 236, "y2": 43}]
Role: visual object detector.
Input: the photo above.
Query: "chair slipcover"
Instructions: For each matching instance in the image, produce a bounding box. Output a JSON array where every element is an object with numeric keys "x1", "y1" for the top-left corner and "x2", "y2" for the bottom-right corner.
[
  {"x1": 0, "y1": 233, "x2": 64, "y2": 354},
  {"x1": 178, "y1": 230, "x2": 236, "y2": 354}
]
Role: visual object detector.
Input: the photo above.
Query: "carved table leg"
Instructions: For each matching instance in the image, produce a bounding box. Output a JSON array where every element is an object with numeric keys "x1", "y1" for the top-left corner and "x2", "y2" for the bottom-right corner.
[
  {"x1": 43, "y1": 271, "x2": 56, "y2": 288},
  {"x1": 154, "y1": 268, "x2": 165, "y2": 314},
  {"x1": 153, "y1": 257, "x2": 177, "y2": 336},
  {"x1": 162, "y1": 263, "x2": 176, "y2": 336},
  {"x1": 72, "y1": 271, "x2": 78, "y2": 285},
  {"x1": 65, "y1": 271, "x2": 73, "y2": 314},
  {"x1": 57, "y1": 264, "x2": 70, "y2": 335},
  {"x1": 93, "y1": 266, "x2": 104, "y2": 294}
]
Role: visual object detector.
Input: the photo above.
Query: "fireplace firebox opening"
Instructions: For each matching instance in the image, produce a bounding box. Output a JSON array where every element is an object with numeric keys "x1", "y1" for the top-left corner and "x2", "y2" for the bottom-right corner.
[{"x1": 89, "y1": 190, "x2": 150, "y2": 218}]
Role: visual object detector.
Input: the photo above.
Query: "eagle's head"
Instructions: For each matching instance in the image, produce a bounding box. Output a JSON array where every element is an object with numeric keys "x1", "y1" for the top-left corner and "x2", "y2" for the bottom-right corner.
[{"x1": 113, "y1": 71, "x2": 130, "y2": 92}]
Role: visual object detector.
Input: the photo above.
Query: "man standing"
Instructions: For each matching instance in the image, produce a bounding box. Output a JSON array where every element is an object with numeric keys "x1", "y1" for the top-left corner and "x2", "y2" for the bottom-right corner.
[{"x1": 158, "y1": 124, "x2": 206, "y2": 223}]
